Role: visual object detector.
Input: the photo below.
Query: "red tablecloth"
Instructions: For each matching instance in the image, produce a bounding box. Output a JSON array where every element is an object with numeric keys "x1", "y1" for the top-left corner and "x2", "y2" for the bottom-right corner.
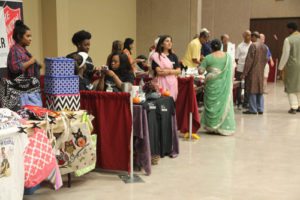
[
  {"x1": 80, "y1": 91, "x2": 132, "y2": 172},
  {"x1": 176, "y1": 77, "x2": 200, "y2": 133}
]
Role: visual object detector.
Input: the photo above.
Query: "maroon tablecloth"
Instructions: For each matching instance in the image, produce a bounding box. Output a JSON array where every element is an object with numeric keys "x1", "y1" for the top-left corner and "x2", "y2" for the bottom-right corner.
[
  {"x1": 176, "y1": 77, "x2": 200, "y2": 133},
  {"x1": 80, "y1": 91, "x2": 132, "y2": 172}
]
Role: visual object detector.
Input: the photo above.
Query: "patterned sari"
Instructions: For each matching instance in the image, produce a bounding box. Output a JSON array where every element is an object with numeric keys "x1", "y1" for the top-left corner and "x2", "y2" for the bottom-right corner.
[{"x1": 199, "y1": 53, "x2": 235, "y2": 135}]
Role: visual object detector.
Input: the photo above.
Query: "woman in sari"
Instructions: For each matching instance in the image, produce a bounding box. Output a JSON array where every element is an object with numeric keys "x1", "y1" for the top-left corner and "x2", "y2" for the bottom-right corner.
[
  {"x1": 199, "y1": 39, "x2": 235, "y2": 135},
  {"x1": 151, "y1": 35, "x2": 181, "y2": 101}
]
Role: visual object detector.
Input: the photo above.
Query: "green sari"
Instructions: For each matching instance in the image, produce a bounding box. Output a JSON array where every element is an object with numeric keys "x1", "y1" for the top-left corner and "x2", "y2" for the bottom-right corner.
[{"x1": 199, "y1": 53, "x2": 235, "y2": 135}]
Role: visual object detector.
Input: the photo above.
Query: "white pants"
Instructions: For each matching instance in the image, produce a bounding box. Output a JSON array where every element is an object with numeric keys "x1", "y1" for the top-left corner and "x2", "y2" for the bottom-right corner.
[
  {"x1": 288, "y1": 93, "x2": 300, "y2": 109},
  {"x1": 264, "y1": 63, "x2": 270, "y2": 78}
]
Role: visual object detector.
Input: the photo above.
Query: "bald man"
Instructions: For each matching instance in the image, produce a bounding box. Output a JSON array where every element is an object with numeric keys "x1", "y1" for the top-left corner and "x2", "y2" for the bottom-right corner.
[
  {"x1": 221, "y1": 34, "x2": 236, "y2": 69},
  {"x1": 235, "y1": 30, "x2": 252, "y2": 108}
]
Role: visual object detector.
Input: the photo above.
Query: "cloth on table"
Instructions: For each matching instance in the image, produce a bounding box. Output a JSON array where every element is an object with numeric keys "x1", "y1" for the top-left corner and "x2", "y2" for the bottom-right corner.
[
  {"x1": 143, "y1": 101, "x2": 160, "y2": 156},
  {"x1": 143, "y1": 97, "x2": 179, "y2": 158},
  {"x1": 133, "y1": 105, "x2": 151, "y2": 175},
  {"x1": 0, "y1": 127, "x2": 29, "y2": 200},
  {"x1": 80, "y1": 91, "x2": 132, "y2": 172},
  {"x1": 176, "y1": 77, "x2": 200, "y2": 133},
  {"x1": 24, "y1": 128, "x2": 61, "y2": 189},
  {"x1": 0, "y1": 108, "x2": 22, "y2": 130},
  {"x1": 18, "y1": 105, "x2": 59, "y2": 120}
]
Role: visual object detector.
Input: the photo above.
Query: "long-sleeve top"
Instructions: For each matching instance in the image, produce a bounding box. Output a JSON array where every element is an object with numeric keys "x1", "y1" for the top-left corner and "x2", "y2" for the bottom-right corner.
[
  {"x1": 7, "y1": 44, "x2": 35, "y2": 80},
  {"x1": 278, "y1": 38, "x2": 291, "y2": 70}
]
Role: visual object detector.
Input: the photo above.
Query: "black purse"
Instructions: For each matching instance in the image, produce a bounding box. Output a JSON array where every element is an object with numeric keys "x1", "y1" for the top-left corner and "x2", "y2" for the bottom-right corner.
[{"x1": 0, "y1": 75, "x2": 40, "y2": 111}]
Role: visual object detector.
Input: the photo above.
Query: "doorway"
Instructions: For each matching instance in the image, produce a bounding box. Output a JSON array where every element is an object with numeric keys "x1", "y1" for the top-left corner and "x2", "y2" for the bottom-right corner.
[{"x1": 250, "y1": 17, "x2": 300, "y2": 82}]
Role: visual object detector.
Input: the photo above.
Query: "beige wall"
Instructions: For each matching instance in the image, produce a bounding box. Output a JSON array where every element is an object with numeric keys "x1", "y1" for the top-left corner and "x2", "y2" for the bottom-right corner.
[
  {"x1": 23, "y1": 0, "x2": 136, "y2": 68},
  {"x1": 136, "y1": 0, "x2": 199, "y2": 59},
  {"x1": 202, "y1": 0, "x2": 300, "y2": 45},
  {"x1": 250, "y1": 0, "x2": 300, "y2": 19},
  {"x1": 23, "y1": 0, "x2": 44, "y2": 63}
]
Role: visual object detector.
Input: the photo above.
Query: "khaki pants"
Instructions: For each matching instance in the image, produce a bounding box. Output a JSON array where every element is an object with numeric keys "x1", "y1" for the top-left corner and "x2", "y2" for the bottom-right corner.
[{"x1": 288, "y1": 93, "x2": 300, "y2": 109}]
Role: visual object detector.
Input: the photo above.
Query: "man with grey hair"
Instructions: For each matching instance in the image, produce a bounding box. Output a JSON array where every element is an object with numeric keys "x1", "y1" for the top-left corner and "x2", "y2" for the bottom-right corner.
[{"x1": 242, "y1": 32, "x2": 268, "y2": 114}]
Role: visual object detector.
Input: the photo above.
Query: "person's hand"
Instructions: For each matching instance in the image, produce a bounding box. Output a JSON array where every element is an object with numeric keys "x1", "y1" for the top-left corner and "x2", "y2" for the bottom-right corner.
[
  {"x1": 94, "y1": 66, "x2": 102, "y2": 71},
  {"x1": 29, "y1": 57, "x2": 36, "y2": 65},
  {"x1": 240, "y1": 74, "x2": 245, "y2": 80},
  {"x1": 270, "y1": 60, "x2": 275, "y2": 68}
]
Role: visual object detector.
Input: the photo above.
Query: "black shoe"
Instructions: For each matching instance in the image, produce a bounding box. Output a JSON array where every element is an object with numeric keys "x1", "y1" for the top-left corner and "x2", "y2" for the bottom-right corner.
[
  {"x1": 258, "y1": 112, "x2": 263, "y2": 115},
  {"x1": 288, "y1": 109, "x2": 297, "y2": 114},
  {"x1": 243, "y1": 111, "x2": 257, "y2": 114},
  {"x1": 297, "y1": 107, "x2": 300, "y2": 112}
]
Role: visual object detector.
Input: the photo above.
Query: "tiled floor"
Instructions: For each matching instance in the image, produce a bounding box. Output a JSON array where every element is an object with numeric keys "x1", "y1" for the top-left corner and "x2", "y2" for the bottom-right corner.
[{"x1": 24, "y1": 82, "x2": 300, "y2": 200}]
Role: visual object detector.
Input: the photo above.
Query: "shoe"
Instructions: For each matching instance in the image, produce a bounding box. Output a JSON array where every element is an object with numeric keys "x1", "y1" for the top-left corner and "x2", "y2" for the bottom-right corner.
[
  {"x1": 258, "y1": 112, "x2": 263, "y2": 115},
  {"x1": 243, "y1": 111, "x2": 257, "y2": 114},
  {"x1": 288, "y1": 109, "x2": 297, "y2": 114},
  {"x1": 297, "y1": 107, "x2": 300, "y2": 112}
]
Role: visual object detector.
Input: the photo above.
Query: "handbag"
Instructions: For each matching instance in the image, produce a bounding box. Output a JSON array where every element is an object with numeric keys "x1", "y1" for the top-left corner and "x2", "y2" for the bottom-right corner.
[{"x1": 0, "y1": 75, "x2": 40, "y2": 111}]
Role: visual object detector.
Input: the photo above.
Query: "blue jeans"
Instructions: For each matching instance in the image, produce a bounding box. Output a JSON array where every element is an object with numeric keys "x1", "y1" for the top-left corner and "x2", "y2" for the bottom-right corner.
[
  {"x1": 249, "y1": 94, "x2": 264, "y2": 113},
  {"x1": 20, "y1": 92, "x2": 42, "y2": 107}
]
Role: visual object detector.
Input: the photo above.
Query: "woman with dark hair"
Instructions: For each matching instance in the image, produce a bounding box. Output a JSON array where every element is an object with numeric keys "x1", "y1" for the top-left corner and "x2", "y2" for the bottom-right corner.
[
  {"x1": 67, "y1": 30, "x2": 96, "y2": 82},
  {"x1": 99, "y1": 53, "x2": 134, "y2": 92},
  {"x1": 198, "y1": 39, "x2": 235, "y2": 135},
  {"x1": 151, "y1": 35, "x2": 181, "y2": 101},
  {"x1": 6, "y1": 20, "x2": 42, "y2": 107},
  {"x1": 123, "y1": 38, "x2": 143, "y2": 73},
  {"x1": 106, "y1": 40, "x2": 123, "y2": 66}
]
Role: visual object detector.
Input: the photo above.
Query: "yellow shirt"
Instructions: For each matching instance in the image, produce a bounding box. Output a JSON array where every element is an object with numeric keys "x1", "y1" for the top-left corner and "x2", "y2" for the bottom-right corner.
[{"x1": 181, "y1": 38, "x2": 201, "y2": 68}]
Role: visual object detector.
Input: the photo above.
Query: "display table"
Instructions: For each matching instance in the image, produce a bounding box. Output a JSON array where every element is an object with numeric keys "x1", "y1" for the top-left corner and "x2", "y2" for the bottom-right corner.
[{"x1": 80, "y1": 91, "x2": 132, "y2": 172}]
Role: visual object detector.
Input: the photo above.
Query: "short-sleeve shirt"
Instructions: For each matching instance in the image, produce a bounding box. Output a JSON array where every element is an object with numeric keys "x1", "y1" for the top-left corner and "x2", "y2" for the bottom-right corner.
[
  {"x1": 151, "y1": 53, "x2": 180, "y2": 76},
  {"x1": 235, "y1": 41, "x2": 252, "y2": 72},
  {"x1": 181, "y1": 38, "x2": 201, "y2": 68},
  {"x1": 201, "y1": 42, "x2": 212, "y2": 56}
]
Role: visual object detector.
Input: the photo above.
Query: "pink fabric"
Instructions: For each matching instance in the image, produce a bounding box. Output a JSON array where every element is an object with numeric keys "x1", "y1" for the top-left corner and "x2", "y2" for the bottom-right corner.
[
  {"x1": 151, "y1": 52, "x2": 178, "y2": 101},
  {"x1": 24, "y1": 128, "x2": 57, "y2": 188}
]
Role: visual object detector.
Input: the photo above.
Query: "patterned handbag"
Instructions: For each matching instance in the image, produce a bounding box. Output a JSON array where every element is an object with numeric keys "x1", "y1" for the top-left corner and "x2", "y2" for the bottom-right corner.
[{"x1": 0, "y1": 76, "x2": 40, "y2": 111}]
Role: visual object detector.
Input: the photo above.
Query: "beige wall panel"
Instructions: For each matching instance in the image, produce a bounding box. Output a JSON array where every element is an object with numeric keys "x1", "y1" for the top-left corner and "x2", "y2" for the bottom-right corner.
[
  {"x1": 65, "y1": 0, "x2": 136, "y2": 67},
  {"x1": 137, "y1": 0, "x2": 199, "y2": 60},
  {"x1": 251, "y1": 0, "x2": 300, "y2": 18},
  {"x1": 23, "y1": 0, "x2": 44, "y2": 63},
  {"x1": 202, "y1": 0, "x2": 251, "y2": 45}
]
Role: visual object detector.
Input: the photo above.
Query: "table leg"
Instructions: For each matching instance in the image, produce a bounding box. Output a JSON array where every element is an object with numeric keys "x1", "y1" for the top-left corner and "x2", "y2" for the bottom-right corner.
[{"x1": 189, "y1": 112, "x2": 192, "y2": 140}]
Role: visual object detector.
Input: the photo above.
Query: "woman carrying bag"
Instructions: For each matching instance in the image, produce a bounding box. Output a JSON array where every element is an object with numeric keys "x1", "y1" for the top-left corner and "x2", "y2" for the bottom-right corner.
[{"x1": 4, "y1": 20, "x2": 42, "y2": 110}]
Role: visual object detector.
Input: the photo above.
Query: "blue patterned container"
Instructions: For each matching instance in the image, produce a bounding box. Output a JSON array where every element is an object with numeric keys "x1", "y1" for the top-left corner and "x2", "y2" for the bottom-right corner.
[
  {"x1": 44, "y1": 76, "x2": 79, "y2": 94},
  {"x1": 45, "y1": 57, "x2": 75, "y2": 76}
]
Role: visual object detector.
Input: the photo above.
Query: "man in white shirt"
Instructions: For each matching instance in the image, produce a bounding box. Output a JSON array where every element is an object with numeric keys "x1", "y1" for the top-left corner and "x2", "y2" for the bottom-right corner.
[
  {"x1": 278, "y1": 22, "x2": 300, "y2": 114},
  {"x1": 235, "y1": 30, "x2": 252, "y2": 108},
  {"x1": 221, "y1": 34, "x2": 236, "y2": 69}
]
